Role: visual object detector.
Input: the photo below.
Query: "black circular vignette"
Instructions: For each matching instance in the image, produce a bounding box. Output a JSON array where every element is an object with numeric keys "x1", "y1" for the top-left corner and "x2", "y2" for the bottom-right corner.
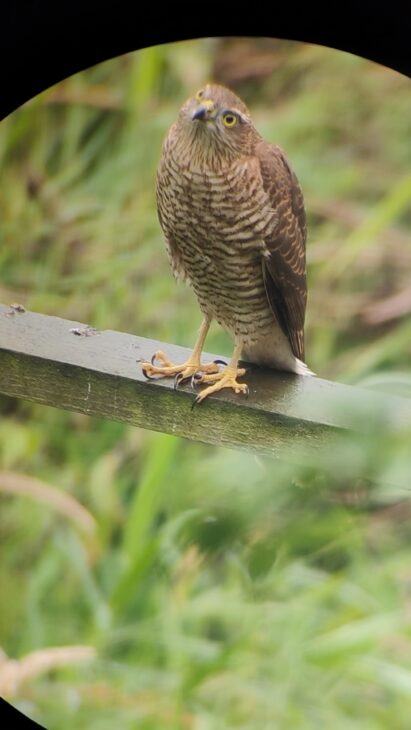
[
  {"x1": 0, "y1": 1, "x2": 410, "y2": 728},
  {"x1": 0, "y1": 698, "x2": 47, "y2": 729},
  {"x1": 0, "y1": 1, "x2": 410, "y2": 120}
]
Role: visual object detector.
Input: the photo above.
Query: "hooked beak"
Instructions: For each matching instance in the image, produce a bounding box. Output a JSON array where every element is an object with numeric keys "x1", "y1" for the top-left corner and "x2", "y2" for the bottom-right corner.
[
  {"x1": 192, "y1": 99, "x2": 215, "y2": 121},
  {"x1": 192, "y1": 106, "x2": 207, "y2": 121}
]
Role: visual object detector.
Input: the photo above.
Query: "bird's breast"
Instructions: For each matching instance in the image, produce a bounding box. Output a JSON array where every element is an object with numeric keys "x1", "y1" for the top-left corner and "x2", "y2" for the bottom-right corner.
[
  {"x1": 157, "y1": 153, "x2": 276, "y2": 337},
  {"x1": 159, "y1": 154, "x2": 274, "y2": 247}
]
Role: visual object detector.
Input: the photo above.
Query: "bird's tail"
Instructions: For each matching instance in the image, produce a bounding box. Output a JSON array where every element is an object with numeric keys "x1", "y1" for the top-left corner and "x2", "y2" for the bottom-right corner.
[{"x1": 293, "y1": 357, "x2": 315, "y2": 376}]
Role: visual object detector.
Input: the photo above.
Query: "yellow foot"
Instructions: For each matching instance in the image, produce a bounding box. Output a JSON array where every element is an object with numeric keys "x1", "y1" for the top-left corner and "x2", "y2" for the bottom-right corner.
[
  {"x1": 193, "y1": 366, "x2": 249, "y2": 406},
  {"x1": 140, "y1": 350, "x2": 222, "y2": 388}
]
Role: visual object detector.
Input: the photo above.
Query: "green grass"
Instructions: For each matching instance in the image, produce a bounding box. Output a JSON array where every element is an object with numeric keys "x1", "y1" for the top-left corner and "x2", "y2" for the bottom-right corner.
[{"x1": 1, "y1": 38, "x2": 411, "y2": 729}]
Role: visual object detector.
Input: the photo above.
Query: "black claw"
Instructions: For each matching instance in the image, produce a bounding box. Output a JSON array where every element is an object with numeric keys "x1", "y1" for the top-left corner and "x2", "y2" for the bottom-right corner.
[
  {"x1": 190, "y1": 372, "x2": 203, "y2": 389},
  {"x1": 174, "y1": 372, "x2": 186, "y2": 390},
  {"x1": 191, "y1": 395, "x2": 202, "y2": 411},
  {"x1": 151, "y1": 353, "x2": 158, "y2": 365},
  {"x1": 213, "y1": 359, "x2": 227, "y2": 366},
  {"x1": 142, "y1": 367, "x2": 158, "y2": 380}
]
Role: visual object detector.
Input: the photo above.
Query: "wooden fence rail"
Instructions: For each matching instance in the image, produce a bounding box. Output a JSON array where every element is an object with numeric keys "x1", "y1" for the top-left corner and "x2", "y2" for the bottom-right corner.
[{"x1": 1, "y1": 303, "x2": 411, "y2": 463}]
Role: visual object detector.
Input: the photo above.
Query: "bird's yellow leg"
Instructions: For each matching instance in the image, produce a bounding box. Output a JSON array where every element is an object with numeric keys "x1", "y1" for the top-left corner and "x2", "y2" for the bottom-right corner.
[
  {"x1": 193, "y1": 341, "x2": 248, "y2": 404},
  {"x1": 140, "y1": 319, "x2": 220, "y2": 384}
]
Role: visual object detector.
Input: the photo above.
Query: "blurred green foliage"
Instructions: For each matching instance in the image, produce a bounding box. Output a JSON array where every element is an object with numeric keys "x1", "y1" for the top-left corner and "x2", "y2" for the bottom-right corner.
[{"x1": 1, "y1": 38, "x2": 411, "y2": 729}]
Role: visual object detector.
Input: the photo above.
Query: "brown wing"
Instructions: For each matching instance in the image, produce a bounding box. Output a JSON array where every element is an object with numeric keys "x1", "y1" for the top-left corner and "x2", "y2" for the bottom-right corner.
[{"x1": 256, "y1": 140, "x2": 307, "y2": 360}]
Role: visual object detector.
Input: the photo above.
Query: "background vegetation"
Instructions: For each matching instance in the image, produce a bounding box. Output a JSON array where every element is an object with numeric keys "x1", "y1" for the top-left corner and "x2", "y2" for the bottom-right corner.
[{"x1": 1, "y1": 38, "x2": 411, "y2": 729}]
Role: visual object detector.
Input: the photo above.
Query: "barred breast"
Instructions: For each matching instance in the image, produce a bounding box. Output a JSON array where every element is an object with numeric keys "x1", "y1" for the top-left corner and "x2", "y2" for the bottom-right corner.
[{"x1": 157, "y1": 137, "x2": 279, "y2": 348}]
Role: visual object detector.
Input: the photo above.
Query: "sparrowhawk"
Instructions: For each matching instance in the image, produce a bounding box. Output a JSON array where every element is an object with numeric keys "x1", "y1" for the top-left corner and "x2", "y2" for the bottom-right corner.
[{"x1": 141, "y1": 84, "x2": 312, "y2": 403}]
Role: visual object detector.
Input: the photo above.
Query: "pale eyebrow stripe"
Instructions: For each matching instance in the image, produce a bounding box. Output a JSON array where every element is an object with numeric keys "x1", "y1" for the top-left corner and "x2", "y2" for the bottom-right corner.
[{"x1": 221, "y1": 108, "x2": 249, "y2": 123}]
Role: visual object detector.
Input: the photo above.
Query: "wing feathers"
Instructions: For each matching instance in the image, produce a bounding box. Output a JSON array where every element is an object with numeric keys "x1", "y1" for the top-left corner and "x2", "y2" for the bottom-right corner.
[{"x1": 256, "y1": 141, "x2": 307, "y2": 360}]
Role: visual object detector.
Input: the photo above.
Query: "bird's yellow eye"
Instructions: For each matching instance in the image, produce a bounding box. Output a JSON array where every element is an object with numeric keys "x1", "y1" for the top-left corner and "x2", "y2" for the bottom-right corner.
[
  {"x1": 196, "y1": 90, "x2": 204, "y2": 101},
  {"x1": 222, "y1": 112, "x2": 237, "y2": 128}
]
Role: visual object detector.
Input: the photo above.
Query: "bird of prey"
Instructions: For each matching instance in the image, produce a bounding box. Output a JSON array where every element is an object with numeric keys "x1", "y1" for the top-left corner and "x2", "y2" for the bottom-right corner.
[{"x1": 141, "y1": 84, "x2": 312, "y2": 403}]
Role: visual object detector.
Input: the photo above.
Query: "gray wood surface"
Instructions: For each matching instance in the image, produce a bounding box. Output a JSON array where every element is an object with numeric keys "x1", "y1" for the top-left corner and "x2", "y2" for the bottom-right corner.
[{"x1": 1, "y1": 303, "x2": 410, "y2": 461}]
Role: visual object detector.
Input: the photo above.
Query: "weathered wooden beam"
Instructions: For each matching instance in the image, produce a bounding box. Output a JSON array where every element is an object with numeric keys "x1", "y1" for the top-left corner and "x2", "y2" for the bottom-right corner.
[{"x1": 1, "y1": 303, "x2": 410, "y2": 461}]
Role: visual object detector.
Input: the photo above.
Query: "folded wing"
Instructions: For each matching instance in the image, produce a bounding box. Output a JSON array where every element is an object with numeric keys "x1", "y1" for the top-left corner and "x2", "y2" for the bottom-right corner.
[{"x1": 256, "y1": 140, "x2": 307, "y2": 360}]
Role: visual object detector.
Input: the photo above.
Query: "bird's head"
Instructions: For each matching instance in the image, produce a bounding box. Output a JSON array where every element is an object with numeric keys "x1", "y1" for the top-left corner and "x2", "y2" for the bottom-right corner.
[{"x1": 175, "y1": 84, "x2": 255, "y2": 164}]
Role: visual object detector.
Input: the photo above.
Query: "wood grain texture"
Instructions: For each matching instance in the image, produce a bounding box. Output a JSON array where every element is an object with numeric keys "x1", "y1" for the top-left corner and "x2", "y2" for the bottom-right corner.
[{"x1": 1, "y1": 304, "x2": 410, "y2": 462}]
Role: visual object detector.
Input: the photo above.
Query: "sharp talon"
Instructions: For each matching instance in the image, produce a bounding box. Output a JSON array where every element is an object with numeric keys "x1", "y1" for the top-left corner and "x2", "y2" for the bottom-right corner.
[
  {"x1": 174, "y1": 372, "x2": 189, "y2": 390},
  {"x1": 213, "y1": 359, "x2": 227, "y2": 366},
  {"x1": 191, "y1": 372, "x2": 203, "y2": 388},
  {"x1": 142, "y1": 367, "x2": 157, "y2": 380},
  {"x1": 191, "y1": 396, "x2": 201, "y2": 411},
  {"x1": 151, "y1": 353, "x2": 157, "y2": 365}
]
